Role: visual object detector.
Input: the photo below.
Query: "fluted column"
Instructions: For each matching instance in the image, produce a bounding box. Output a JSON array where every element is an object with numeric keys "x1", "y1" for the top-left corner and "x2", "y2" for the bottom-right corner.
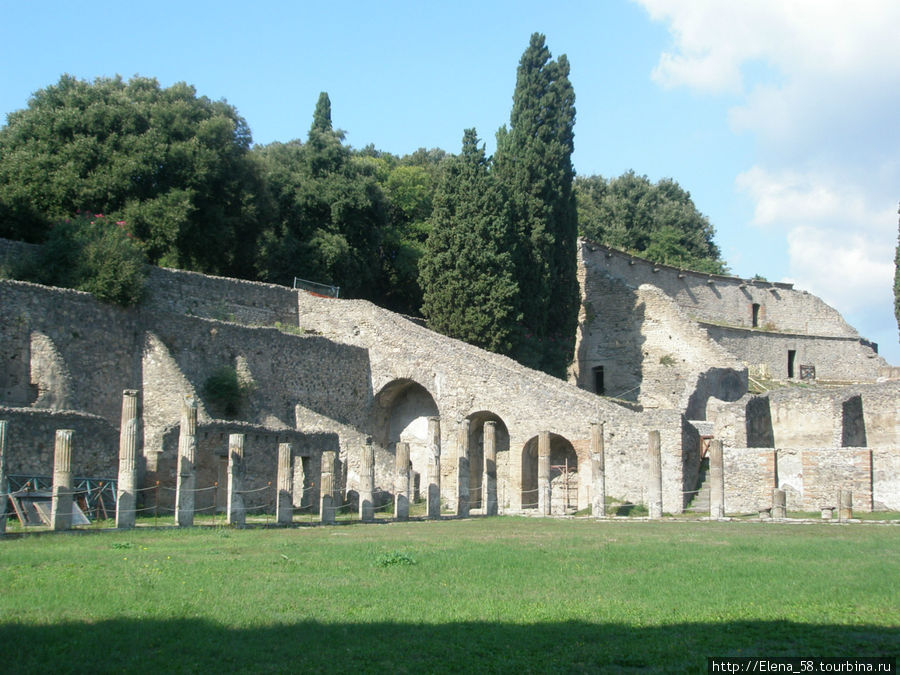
[
  {"x1": 426, "y1": 417, "x2": 441, "y2": 519},
  {"x1": 709, "y1": 439, "x2": 725, "y2": 519},
  {"x1": 456, "y1": 420, "x2": 470, "y2": 518},
  {"x1": 51, "y1": 429, "x2": 74, "y2": 530},
  {"x1": 648, "y1": 430, "x2": 663, "y2": 519},
  {"x1": 537, "y1": 430, "x2": 551, "y2": 516},
  {"x1": 226, "y1": 433, "x2": 245, "y2": 527},
  {"x1": 276, "y1": 443, "x2": 293, "y2": 525},
  {"x1": 175, "y1": 395, "x2": 198, "y2": 527},
  {"x1": 839, "y1": 489, "x2": 852, "y2": 520},
  {"x1": 360, "y1": 439, "x2": 375, "y2": 522},
  {"x1": 320, "y1": 450, "x2": 336, "y2": 524},
  {"x1": 116, "y1": 390, "x2": 140, "y2": 529},
  {"x1": 591, "y1": 422, "x2": 606, "y2": 518},
  {"x1": 394, "y1": 442, "x2": 410, "y2": 521},
  {"x1": 483, "y1": 421, "x2": 498, "y2": 516}
]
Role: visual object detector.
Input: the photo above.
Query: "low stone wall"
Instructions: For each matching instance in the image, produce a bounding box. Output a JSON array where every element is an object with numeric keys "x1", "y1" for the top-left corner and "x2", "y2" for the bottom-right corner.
[
  {"x1": 723, "y1": 446, "x2": 898, "y2": 513},
  {"x1": 0, "y1": 407, "x2": 119, "y2": 478}
]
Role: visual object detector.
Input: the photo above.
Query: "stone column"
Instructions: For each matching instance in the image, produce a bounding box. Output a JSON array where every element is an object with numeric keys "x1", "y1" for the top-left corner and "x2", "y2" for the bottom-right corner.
[
  {"x1": 456, "y1": 420, "x2": 470, "y2": 518},
  {"x1": 839, "y1": 489, "x2": 852, "y2": 520},
  {"x1": 426, "y1": 417, "x2": 441, "y2": 519},
  {"x1": 115, "y1": 390, "x2": 140, "y2": 529},
  {"x1": 537, "y1": 430, "x2": 551, "y2": 516},
  {"x1": 483, "y1": 421, "x2": 498, "y2": 516},
  {"x1": 360, "y1": 439, "x2": 375, "y2": 522},
  {"x1": 0, "y1": 420, "x2": 8, "y2": 536},
  {"x1": 320, "y1": 450, "x2": 336, "y2": 524},
  {"x1": 174, "y1": 395, "x2": 198, "y2": 527},
  {"x1": 50, "y1": 429, "x2": 74, "y2": 530},
  {"x1": 590, "y1": 422, "x2": 606, "y2": 518},
  {"x1": 394, "y1": 442, "x2": 410, "y2": 521},
  {"x1": 772, "y1": 488, "x2": 786, "y2": 519},
  {"x1": 708, "y1": 439, "x2": 725, "y2": 520},
  {"x1": 647, "y1": 430, "x2": 663, "y2": 519},
  {"x1": 226, "y1": 433, "x2": 246, "y2": 527},
  {"x1": 276, "y1": 443, "x2": 293, "y2": 525}
]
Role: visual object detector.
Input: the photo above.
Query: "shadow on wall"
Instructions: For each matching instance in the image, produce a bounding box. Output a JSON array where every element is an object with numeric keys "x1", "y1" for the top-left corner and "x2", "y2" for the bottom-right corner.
[
  {"x1": 746, "y1": 396, "x2": 775, "y2": 448},
  {"x1": 686, "y1": 367, "x2": 748, "y2": 420},
  {"x1": 1, "y1": 618, "x2": 896, "y2": 672},
  {"x1": 574, "y1": 277, "x2": 646, "y2": 401}
]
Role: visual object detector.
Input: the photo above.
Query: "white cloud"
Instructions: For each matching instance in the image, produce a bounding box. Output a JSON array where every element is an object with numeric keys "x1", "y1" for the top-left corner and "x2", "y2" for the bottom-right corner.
[
  {"x1": 638, "y1": 0, "x2": 900, "y2": 359},
  {"x1": 736, "y1": 166, "x2": 895, "y2": 315}
]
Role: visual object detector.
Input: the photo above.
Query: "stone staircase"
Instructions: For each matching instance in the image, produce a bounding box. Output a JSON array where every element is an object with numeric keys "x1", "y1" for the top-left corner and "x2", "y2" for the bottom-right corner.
[{"x1": 686, "y1": 458, "x2": 711, "y2": 514}]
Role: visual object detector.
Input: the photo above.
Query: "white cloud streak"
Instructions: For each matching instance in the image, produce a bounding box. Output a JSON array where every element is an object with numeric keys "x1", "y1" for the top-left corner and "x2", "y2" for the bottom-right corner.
[{"x1": 636, "y1": 0, "x2": 900, "y2": 357}]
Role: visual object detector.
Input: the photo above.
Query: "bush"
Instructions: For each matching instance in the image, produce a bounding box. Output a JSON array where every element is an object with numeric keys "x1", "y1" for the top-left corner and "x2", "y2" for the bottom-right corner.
[
  {"x1": 203, "y1": 366, "x2": 252, "y2": 418},
  {"x1": 21, "y1": 213, "x2": 146, "y2": 306}
]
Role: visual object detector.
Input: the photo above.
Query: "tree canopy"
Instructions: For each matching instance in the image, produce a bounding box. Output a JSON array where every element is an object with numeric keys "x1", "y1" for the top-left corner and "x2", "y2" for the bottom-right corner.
[
  {"x1": 576, "y1": 171, "x2": 726, "y2": 274},
  {"x1": 419, "y1": 129, "x2": 519, "y2": 353},
  {"x1": 494, "y1": 33, "x2": 580, "y2": 377},
  {"x1": 0, "y1": 74, "x2": 265, "y2": 277}
]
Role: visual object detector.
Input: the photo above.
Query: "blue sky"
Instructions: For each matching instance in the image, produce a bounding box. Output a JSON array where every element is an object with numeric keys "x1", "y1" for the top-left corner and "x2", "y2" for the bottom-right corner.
[{"x1": 2, "y1": 0, "x2": 898, "y2": 364}]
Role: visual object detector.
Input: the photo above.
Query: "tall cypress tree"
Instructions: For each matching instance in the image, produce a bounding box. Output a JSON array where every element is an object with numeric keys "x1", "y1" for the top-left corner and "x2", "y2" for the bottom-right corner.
[
  {"x1": 494, "y1": 33, "x2": 579, "y2": 378},
  {"x1": 419, "y1": 129, "x2": 520, "y2": 353}
]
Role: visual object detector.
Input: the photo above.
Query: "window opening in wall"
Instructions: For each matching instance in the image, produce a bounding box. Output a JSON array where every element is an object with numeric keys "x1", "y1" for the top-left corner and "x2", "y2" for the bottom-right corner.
[
  {"x1": 751, "y1": 303, "x2": 760, "y2": 328},
  {"x1": 787, "y1": 350, "x2": 796, "y2": 378},
  {"x1": 593, "y1": 366, "x2": 605, "y2": 395}
]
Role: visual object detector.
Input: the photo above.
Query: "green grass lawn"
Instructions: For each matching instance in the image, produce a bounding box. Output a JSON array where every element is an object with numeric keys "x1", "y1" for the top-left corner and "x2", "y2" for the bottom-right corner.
[{"x1": 1, "y1": 517, "x2": 897, "y2": 673}]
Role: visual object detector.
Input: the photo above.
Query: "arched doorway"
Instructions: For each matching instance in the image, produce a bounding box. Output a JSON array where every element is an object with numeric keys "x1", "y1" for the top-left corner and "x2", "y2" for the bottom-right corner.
[
  {"x1": 372, "y1": 379, "x2": 439, "y2": 501},
  {"x1": 521, "y1": 433, "x2": 579, "y2": 514},
  {"x1": 464, "y1": 411, "x2": 509, "y2": 512}
]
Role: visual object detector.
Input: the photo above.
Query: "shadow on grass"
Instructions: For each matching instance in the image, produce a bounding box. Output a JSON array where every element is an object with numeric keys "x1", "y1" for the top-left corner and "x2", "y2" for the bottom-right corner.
[{"x1": 2, "y1": 619, "x2": 897, "y2": 673}]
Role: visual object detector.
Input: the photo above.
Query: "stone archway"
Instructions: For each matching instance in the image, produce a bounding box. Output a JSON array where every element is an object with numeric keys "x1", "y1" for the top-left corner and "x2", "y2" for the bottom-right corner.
[
  {"x1": 372, "y1": 379, "x2": 439, "y2": 500},
  {"x1": 521, "y1": 433, "x2": 579, "y2": 514},
  {"x1": 464, "y1": 411, "x2": 510, "y2": 512}
]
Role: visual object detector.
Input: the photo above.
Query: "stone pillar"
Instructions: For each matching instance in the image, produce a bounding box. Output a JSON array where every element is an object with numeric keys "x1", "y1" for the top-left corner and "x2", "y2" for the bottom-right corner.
[
  {"x1": 537, "y1": 430, "x2": 551, "y2": 516},
  {"x1": 772, "y1": 488, "x2": 786, "y2": 519},
  {"x1": 708, "y1": 439, "x2": 725, "y2": 520},
  {"x1": 276, "y1": 443, "x2": 293, "y2": 525},
  {"x1": 839, "y1": 490, "x2": 852, "y2": 520},
  {"x1": 483, "y1": 421, "x2": 498, "y2": 516},
  {"x1": 395, "y1": 442, "x2": 411, "y2": 521},
  {"x1": 360, "y1": 439, "x2": 375, "y2": 522},
  {"x1": 174, "y1": 396, "x2": 198, "y2": 527},
  {"x1": 115, "y1": 390, "x2": 140, "y2": 529},
  {"x1": 226, "y1": 433, "x2": 246, "y2": 527},
  {"x1": 426, "y1": 417, "x2": 441, "y2": 519},
  {"x1": 51, "y1": 429, "x2": 74, "y2": 530},
  {"x1": 590, "y1": 422, "x2": 606, "y2": 518},
  {"x1": 0, "y1": 420, "x2": 8, "y2": 536},
  {"x1": 320, "y1": 451, "x2": 336, "y2": 524},
  {"x1": 456, "y1": 420, "x2": 470, "y2": 518},
  {"x1": 647, "y1": 430, "x2": 663, "y2": 519}
]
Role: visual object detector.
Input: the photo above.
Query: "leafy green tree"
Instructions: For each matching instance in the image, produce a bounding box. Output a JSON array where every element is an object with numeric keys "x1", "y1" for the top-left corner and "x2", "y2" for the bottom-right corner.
[
  {"x1": 493, "y1": 33, "x2": 579, "y2": 377},
  {"x1": 419, "y1": 130, "x2": 520, "y2": 352},
  {"x1": 576, "y1": 171, "x2": 726, "y2": 273},
  {"x1": 254, "y1": 93, "x2": 385, "y2": 298},
  {"x1": 17, "y1": 212, "x2": 147, "y2": 306},
  {"x1": 0, "y1": 75, "x2": 265, "y2": 277}
]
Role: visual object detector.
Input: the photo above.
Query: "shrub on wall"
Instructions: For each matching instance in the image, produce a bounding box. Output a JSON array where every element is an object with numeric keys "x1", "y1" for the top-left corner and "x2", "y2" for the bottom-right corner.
[
  {"x1": 17, "y1": 213, "x2": 146, "y2": 306},
  {"x1": 203, "y1": 366, "x2": 252, "y2": 418}
]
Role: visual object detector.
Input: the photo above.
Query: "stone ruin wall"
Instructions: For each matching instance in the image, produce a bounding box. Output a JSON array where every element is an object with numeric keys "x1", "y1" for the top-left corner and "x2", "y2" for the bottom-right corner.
[
  {"x1": 577, "y1": 239, "x2": 887, "y2": 382},
  {"x1": 704, "y1": 324, "x2": 886, "y2": 382},
  {"x1": 713, "y1": 382, "x2": 899, "y2": 512},
  {"x1": 0, "y1": 251, "x2": 698, "y2": 515},
  {"x1": 574, "y1": 244, "x2": 748, "y2": 417},
  {"x1": 580, "y1": 239, "x2": 858, "y2": 337}
]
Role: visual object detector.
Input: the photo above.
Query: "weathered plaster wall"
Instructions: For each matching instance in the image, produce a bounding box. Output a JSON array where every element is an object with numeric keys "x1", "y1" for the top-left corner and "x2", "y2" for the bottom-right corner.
[
  {"x1": 579, "y1": 240, "x2": 861, "y2": 338},
  {"x1": 704, "y1": 324, "x2": 886, "y2": 382},
  {"x1": 574, "y1": 244, "x2": 748, "y2": 417}
]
